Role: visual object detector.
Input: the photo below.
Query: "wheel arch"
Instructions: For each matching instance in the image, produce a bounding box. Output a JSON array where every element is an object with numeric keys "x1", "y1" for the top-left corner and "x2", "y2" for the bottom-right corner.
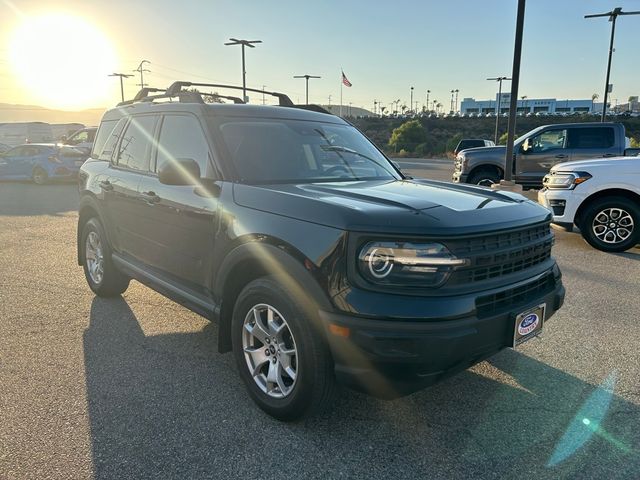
[
  {"x1": 214, "y1": 242, "x2": 333, "y2": 354},
  {"x1": 467, "y1": 163, "x2": 504, "y2": 183},
  {"x1": 574, "y1": 188, "x2": 640, "y2": 228}
]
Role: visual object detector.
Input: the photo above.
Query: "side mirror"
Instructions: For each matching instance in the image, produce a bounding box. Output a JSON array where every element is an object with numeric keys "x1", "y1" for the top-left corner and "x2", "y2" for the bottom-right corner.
[{"x1": 158, "y1": 158, "x2": 201, "y2": 186}]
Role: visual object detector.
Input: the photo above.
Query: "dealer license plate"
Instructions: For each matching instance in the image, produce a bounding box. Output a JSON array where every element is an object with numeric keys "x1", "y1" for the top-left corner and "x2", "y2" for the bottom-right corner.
[{"x1": 513, "y1": 303, "x2": 545, "y2": 347}]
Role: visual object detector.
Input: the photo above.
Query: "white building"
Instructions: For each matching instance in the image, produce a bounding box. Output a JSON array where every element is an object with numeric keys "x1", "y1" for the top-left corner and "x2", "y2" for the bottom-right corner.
[{"x1": 460, "y1": 93, "x2": 603, "y2": 115}]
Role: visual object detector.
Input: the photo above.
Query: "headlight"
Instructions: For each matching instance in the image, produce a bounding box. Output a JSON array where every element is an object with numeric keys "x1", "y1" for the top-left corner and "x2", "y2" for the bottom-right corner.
[
  {"x1": 358, "y1": 241, "x2": 468, "y2": 287},
  {"x1": 543, "y1": 171, "x2": 591, "y2": 189}
]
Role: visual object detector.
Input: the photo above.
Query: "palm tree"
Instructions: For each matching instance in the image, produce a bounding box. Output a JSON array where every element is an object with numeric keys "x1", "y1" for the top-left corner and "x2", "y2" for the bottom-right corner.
[{"x1": 591, "y1": 93, "x2": 599, "y2": 113}]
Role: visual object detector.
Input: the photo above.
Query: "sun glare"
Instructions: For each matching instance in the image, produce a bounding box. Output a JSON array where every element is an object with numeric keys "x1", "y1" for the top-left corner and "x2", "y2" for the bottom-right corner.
[{"x1": 8, "y1": 13, "x2": 117, "y2": 110}]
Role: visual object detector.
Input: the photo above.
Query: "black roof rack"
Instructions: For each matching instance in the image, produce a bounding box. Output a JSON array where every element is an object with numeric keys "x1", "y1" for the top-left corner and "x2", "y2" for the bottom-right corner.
[{"x1": 117, "y1": 81, "x2": 332, "y2": 115}]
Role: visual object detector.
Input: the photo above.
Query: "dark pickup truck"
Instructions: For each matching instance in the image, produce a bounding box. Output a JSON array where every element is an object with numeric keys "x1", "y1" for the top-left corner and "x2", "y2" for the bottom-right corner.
[{"x1": 452, "y1": 122, "x2": 640, "y2": 188}]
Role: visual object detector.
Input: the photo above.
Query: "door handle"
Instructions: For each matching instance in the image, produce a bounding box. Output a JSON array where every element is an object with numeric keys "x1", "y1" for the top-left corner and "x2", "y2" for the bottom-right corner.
[
  {"x1": 141, "y1": 191, "x2": 161, "y2": 204},
  {"x1": 554, "y1": 154, "x2": 568, "y2": 159},
  {"x1": 99, "y1": 180, "x2": 113, "y2": 191}
]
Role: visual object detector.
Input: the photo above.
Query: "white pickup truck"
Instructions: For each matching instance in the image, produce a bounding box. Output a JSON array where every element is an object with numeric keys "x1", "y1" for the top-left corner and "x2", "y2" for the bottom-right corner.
[{"x1": 538, "y1": 156, "x2": 640, "y2": 252}]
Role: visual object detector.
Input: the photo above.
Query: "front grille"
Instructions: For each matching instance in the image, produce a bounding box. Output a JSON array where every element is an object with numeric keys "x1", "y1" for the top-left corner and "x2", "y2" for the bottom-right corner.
[
  {"x1": 446, "y1": 223, "x2": 554, "y2": 285},
  {"x1": 475, "y1": 273, "x2": 556, "y2": 318}
]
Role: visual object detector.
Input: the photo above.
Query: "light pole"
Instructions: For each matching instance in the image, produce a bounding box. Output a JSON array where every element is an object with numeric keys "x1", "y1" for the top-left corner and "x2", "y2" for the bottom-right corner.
[
  {"x1": 224, "y1": 38, "x2": 262, "y2": 102},
  {"x1": 410, "y1": 87, "x2": 414, "y2": 114},
  {"x1": 454, "y1": 89, "x2": 459, "y2": 112},
  {"x1": 450, "y1": 90, "x2": 455, "y2": 113},
  {"x1": 109, "y1": 73, "x2": 133, "y2": 102},
  {"x1": 585, "y1": 8, "x2": 640, "y2": 122},
  {"x1": 134, "y1": 60, "x2": 150, "y2": 88},
  {"x1": 487, "y1": 76, "x2": 511, "y2": 144},
  {"x1": 432, "y1": 99, "x2": 437, "y2": 114},
  {"x1": 293, "y1": 74, "x2": 321, "y2": 104},
  {"x1": 426, "y1": 90, "x2": 431, "y2": 112},
  {"x1": 521, "y1": 95, "x2": 528, "y2": 114}
]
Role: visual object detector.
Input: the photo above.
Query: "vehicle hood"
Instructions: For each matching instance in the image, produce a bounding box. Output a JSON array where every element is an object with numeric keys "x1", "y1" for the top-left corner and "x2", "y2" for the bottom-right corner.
[
  {"x1": 461, "y1": 145, "x2": 506, "y2": 157},
  {"x1": 553, "y1": 156, "x2": 639, "y2": 173},
  {"x1": 233, "y1": 179, "x2": 551, "y2": 235}
]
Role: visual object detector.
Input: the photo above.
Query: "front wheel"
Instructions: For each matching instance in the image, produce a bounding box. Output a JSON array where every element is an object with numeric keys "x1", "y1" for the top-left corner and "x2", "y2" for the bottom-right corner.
[
  {"x1": 32, "y1": 167, "x2": 48, "y2": 185},
  {"x1": 231, "y1": 277, "x2": 336, "y2": 421},
  {"x1": 467, "y1": 168, "x2": 501, "y2": 187},
  {"x1": 81, "y1": 218, "x2": 130, "y2": 296},
  {"x1": 580, "y1": 196, "x2": 640, "y2": 252}
]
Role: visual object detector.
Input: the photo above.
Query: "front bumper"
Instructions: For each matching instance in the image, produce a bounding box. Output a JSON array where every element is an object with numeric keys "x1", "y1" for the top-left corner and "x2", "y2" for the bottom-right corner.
[
  {"x1": 537, "y1": 187, "x2": 584, "y2": 227},
  {"x1": 320, "y1": 268, "x2": 565, "y2": 398},
  {"x1": 451, "y1": 170, "x2": 468, "y2": 183}
]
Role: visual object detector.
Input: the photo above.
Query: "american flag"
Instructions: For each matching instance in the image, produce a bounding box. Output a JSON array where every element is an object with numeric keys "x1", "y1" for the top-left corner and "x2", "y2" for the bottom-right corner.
[{"x1": 341, "y1": 71, "x2": 352, "y2": 87}]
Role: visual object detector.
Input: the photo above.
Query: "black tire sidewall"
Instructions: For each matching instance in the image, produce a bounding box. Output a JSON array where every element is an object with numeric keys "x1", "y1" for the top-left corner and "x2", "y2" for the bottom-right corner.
[
  {"x1": 581, "y1": 197, "x2": 640, "y2": 252},
  {"x1": 231, "y1": 277, "x2": 332, "y2": 420},
  {"x1": 32, "y1": 167, "x2": 48, "y2": 185},
  {"x1": 469, "y1": 169, "x2": 500, "y2": 186}
]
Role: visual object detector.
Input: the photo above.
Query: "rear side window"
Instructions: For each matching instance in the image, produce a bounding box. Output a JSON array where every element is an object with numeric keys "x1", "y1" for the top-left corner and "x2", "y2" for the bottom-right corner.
[
  {"x1": 460, "y1": 140, "x2": 484, "y2": 149},
  {"x1": 92, "y1": 120, "x2": 118, "y2": 159},
  {"x1": 156, "y1": 115, "x2": 210, "y2": 175},
  {"x1": 568, "y1": 127, "x2": 615, "y2": 149},
  {"x1": 98, "y1": 119, "x2": 127, "y2": 162},
  {"x1": 116, "y1": 115, "x2": 158, "y2": 171}
]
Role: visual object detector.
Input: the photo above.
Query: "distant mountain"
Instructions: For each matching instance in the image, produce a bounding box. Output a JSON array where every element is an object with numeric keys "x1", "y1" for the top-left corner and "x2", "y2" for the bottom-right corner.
[{"x1": 0, "y1": 103, "x2": 105, "y2": 126}]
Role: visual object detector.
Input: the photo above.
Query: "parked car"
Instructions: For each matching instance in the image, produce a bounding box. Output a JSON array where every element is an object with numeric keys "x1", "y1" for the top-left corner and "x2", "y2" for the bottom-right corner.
[
  {"x1": 0, "y1": 143, "x2": 87, "y2": 184},
  {"x1": 0, "y1": 122, "x2": 54, "y2": 146},
  {"x1": 538, "y1": 156, "x2": 640, "y2": 252},
  {"x1": 62, "y1": 127, "x2": 97, "y2": 153},
  {"x1": 453, "y1": 138, "x2": 496, "y2": 155},
  {"x1": 453, "y1": 123, "x2": 639, "y2": 188},
  {"x1": 77, "y1": 81, "x2": 565, "y2": 420}
]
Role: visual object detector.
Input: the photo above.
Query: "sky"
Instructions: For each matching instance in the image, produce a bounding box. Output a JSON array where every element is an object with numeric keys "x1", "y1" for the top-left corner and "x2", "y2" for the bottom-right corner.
[{"x1": 1, "y1": 0, "x2": 639, "y2": 111}]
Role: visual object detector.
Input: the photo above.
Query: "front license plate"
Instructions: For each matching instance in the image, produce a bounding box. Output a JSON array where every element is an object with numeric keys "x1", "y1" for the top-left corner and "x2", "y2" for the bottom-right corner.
[
  {"x1": 513, "y1": 303, "x2": 545, "y2": 347},
  {"x1": 75, "y1": 160, "x2": 84, "y2": 166}
]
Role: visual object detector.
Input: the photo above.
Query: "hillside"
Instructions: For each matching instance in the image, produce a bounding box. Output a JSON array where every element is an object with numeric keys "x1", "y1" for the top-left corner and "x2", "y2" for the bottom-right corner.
[{"x1": 0, "y1": 104, "x2": 105, "y2": 126}]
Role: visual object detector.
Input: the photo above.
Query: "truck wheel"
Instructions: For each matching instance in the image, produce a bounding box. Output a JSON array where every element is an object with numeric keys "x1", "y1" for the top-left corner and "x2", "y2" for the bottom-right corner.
[
  {"x1": 32, "y1": 167, "x2": 48, "y2": 185},
  {"x1": 580, "y1": 196, "x2": 640, "y2": 252},
  {"x1": 81, "y1": 218, "x2": 130, "y2": 296},
  {"x1": 231, "y1": 276, "x2": 336, "y2": 421},
  {"x1": 468, "y1": 169, "x2": 500, "y2": 187}
]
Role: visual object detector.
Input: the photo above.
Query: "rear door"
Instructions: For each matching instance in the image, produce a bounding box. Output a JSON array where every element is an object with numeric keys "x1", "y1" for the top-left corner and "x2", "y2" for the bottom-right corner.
[
  {"x1": 515, "y1": 128, "x2": 570, "y2": 185},
  {"x1": 104, "y1": 114, "x2": 159, "y2": 258},
  {"x1": 567, "y1": 126, "x2": 617, "y2": 161}
]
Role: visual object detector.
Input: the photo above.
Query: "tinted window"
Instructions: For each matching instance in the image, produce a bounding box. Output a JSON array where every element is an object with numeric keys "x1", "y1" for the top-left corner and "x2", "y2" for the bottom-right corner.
[
  {"x1": 93, "y1": 120, "x2": 118, "y2": 159},
  {"x1": 459, "y1": 140, "x2": 484, "y2": 150},
  {"x1": 69, "y1": 130, "x2": 89, "y2": 144},
  {"x1": 99, "y1": 119, "x2": 127, "y2": 162},
  {"x1": 216, "y1": 118, "x2": 398, "y2": 184},
  {"x1": 156, "y1": 115, "x2": 210, "y2": 175},
  {"x1": 116, "y1": 115, "x2": 157, "y2": 171},
  {"x1": 568, "y1": 127, "x2": 615, "y2": 149},
  {"x1": 527, "y1": 129, "x2": 567, "y2": 153}
]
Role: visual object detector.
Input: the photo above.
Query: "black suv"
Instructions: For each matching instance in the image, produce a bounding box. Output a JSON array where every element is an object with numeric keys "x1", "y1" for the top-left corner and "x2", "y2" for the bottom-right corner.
[{"x1": 78, "y1": 82, "x2": 565, "y2": 420}]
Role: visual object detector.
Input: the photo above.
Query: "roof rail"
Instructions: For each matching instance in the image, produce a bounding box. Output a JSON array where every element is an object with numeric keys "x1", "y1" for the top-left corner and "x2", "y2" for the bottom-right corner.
[
  {"x1": 117, "y1": 87, "x2": 166, "y2": 106},
  {"x1": 166, "y1": 81, "x2": 294, "y2": 106}
]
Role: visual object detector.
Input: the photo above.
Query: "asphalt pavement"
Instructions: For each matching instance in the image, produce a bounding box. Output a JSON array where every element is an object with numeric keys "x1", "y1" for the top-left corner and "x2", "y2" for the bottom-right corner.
[{"x1": 1, "y1": 168, "x2": 639, "y2": 479}]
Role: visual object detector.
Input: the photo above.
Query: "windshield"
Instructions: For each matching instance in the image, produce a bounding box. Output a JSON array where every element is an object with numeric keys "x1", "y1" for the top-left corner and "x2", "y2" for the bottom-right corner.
[{"x1": 214, "y1": 117, "x2": 400, "y2": 184}]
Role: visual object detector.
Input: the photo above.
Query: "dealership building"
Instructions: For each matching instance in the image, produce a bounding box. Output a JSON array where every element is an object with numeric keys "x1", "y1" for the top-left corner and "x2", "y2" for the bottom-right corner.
[{"x1": 460, "y1": 93, "x2": 603, "y2": 115}]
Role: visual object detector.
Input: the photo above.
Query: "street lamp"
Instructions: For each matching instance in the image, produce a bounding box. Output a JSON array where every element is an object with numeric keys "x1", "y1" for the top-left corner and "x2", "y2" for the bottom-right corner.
[
  {"x1": 224, "y1": 38, "x2": 262, "y2": 102},
  {"x1": 487, "y1": 76, "x2": 511, "y2": 144},
  {"x1": 450, "y1": 90, "x2": 455, "y2": 113},
  {"x1": 454, "y1": 89, "x2": 459, "y2": 112},
  {"x1": 585, "y1": 8, "x2": 640, "y2": 122},
  {"x1": 293, "y1": 74, "x2": 321, "y2": 104},
  {"x1": 426, "y1": 90, "x2": 431, "y2": 112},
  {"x1": 109, "y1": 73, "x2": 133, "y2": 102},
  {"x1": 410, "y1": 87, "x2": 414, "y2": 115}
]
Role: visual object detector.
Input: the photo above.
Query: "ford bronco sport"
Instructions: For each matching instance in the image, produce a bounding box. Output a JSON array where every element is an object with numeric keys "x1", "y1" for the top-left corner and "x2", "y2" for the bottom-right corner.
[{"x1": 78, "y1": 82, "x2": 565, "y2": 420}]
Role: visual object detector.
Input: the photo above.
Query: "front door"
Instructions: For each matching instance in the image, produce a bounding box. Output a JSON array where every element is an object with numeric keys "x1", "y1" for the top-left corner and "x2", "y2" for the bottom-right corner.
[{"x1": 515, "y1": 128, "x2": 570, "y2": 185}]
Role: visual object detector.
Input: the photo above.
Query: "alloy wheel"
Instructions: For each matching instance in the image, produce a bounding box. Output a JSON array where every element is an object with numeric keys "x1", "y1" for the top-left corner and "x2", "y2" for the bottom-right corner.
[
  {"x1": 242, "y1": 303, "x2": 298, "y2": 398},
  {"x1": 592, "y1": 207, "x2": 635, "y2": 244},
  {"x1": 85, "y1": 231, "x2": 104, "y2": 284}
]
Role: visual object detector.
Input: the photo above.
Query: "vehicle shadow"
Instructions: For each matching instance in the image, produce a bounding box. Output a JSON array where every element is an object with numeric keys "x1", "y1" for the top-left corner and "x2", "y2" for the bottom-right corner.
[
  {"x1": 0, "y1": 182, "x2": 78, "y2": 216},
  {"x1": 84, "y1": 297, "x2": 639, "y2": 480}
]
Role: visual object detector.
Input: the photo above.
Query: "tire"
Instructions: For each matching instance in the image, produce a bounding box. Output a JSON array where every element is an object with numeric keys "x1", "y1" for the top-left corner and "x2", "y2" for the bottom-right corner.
[
  {"x1": 32, "y1": 167, "x2": 48, "y2": 185},
  {"x1": 81, "y1": 218, "x2": 130, "y2": 296},
  {"x1": 467, "y1": 168, "x2": 501, "y2": 187},
  {"x1": 580, "y1": 196, "x2": 640, "y2": 252},
  {"x1": 231, "y1": 277, "x2": 336, "y2": 421}
]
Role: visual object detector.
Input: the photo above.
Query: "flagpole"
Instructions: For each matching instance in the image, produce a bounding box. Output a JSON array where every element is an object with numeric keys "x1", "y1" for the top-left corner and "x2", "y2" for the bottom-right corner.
[{"x1": 340, "y1": 71, "x2": 343, "y2": 117}]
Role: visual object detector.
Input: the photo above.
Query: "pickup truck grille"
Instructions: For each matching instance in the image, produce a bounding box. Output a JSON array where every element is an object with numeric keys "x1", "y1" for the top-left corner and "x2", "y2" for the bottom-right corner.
[{"x1": 445, "y1": 223, "x2": 554, "y2": 285}]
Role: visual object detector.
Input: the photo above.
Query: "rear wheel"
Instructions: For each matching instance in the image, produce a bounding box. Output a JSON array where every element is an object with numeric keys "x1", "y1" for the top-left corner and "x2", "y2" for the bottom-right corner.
[
  {"x1": 81, "y1": 218, "x2": 130, "y2": 296},
  {"x1": 32, "y1": 167, "x2": 48, "y2": 185},
  {"x1": 580, "y1": 196, "x2": 640, "y2": 252},
  {"x1": 467, "y1": 168, "x2": 501, "y2": 187},
  {"x1": 231, "y1": 277, "x2": 335, "y2": 421}
]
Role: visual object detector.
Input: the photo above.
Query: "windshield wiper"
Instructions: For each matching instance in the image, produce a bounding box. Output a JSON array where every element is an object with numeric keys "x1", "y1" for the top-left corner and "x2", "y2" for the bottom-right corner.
[{"x1": 320, "y1": 145, "x2": 397, "y2": 174}]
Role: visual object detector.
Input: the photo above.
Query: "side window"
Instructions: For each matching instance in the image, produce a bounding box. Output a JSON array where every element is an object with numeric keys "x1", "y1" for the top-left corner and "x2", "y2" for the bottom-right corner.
[
  {"x1": 568, "y1": 127, "x2": 615, "y2": 149},
  {"x1": 156, "y1": 115, "x2": 210, "y2": 175},
  {"x1": 528, "y1": 129, "x2": 567, "y2": 153},
  {"x1": 70, "y1": 130, "x2": 89, "y2": 144},
  {"x1": 93, "y1": 119, "x2": 120, "y2": 159},
  {"x1": 116, "y1": 115, "x2": 157, "y2": 171}
]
